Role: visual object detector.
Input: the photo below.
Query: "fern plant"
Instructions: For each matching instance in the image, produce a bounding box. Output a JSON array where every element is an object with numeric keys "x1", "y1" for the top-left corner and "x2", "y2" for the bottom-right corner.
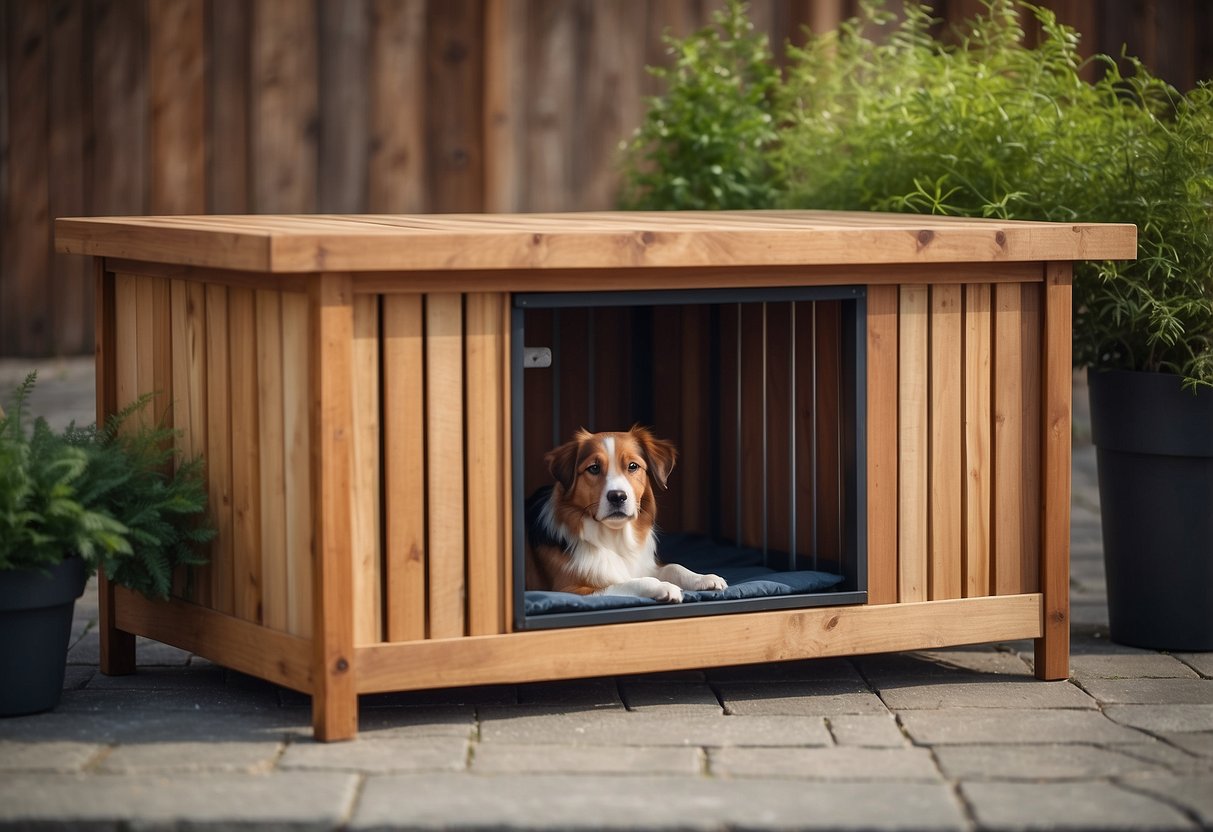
[{"x1": 0, "y1": 373, "x2": 213, "y2": 599}]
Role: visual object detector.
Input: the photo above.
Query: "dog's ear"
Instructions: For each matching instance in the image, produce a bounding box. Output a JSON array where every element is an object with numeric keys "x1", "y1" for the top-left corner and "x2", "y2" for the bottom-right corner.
[
  {"x1": 545, "y1": 432, "x2": 588, "y2": 493},
  {"x1": 632, "y1": 425, "x2": 677, "y2": 490}
]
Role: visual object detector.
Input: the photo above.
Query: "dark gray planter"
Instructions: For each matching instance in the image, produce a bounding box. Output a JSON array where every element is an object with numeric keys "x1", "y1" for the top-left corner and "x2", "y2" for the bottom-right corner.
[
  {"x1": 1089, "y1": 369, "x2": 1213, "y2": 651},
  {"x1": 0, "y1": 557, "x2": 88, "y2": 716}
]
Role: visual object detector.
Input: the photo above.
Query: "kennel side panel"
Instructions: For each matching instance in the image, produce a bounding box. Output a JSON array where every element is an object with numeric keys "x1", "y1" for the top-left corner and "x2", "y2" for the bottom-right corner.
[
  {"x1": 865, "y1": 285, "x2": 899, "y2": 605},
  {"x1": 353, "y1": 295, "x2": 383, "y2": 644},
  {"x1": 929, "y1": 285, "x2": 963, "y2": 601}
]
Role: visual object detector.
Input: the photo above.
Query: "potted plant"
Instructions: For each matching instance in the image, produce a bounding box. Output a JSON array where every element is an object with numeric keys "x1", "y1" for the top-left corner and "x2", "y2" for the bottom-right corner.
[
  {"x1": 623, "y1": 0, "x2": 1212, "y2": 650},
  {"x1": 0, "y1": 373, "x2": 213, "y2": 716}
]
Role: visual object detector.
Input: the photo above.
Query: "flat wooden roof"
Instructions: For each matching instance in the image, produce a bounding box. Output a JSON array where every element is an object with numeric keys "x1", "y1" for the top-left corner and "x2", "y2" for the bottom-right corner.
[{"x1": 55, "y1": 211, "x2": 1136, "y2": 274}]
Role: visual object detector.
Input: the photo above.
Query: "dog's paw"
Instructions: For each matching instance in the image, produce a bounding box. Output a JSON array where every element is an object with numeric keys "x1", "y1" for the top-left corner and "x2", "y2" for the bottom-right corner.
[
  {"x1": 650, "y1": 581, "x2": 684, "y2": 603},
  {"x1": 690, "y1": 573, "x2": 728, "y2": 591}
]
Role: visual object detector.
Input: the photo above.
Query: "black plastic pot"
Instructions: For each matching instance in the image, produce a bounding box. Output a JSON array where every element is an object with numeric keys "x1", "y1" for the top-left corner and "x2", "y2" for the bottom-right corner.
[
  {"x1": 1089, "y1": 369, "x2": 1213, "y2": 651},
  {"x1": 0, "y1": 557, "x2": 88, "y2": 716}
]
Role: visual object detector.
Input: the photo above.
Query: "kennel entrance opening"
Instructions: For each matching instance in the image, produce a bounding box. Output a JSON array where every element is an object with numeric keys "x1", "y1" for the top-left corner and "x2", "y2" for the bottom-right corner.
[{"x1": 511, "y1": 286, "x2": 869, "y2": 629}]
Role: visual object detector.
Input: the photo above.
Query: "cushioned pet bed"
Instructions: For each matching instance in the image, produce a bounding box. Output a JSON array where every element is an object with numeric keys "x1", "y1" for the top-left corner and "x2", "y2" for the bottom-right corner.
[{"x1": 524, "y1": 532, "x2": 845, "y2": 616}]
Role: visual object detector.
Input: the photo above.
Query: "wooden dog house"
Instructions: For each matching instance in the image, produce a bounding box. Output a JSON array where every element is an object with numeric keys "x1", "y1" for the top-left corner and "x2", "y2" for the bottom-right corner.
[{"x1": 56, "y1": 211, "x2": 1134, "y2": 741}]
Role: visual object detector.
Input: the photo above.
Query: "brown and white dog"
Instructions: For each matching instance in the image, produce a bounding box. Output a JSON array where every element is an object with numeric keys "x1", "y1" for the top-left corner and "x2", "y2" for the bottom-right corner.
[{"x1": 525, "y1": 426, "x2": 727, "y2": 602}]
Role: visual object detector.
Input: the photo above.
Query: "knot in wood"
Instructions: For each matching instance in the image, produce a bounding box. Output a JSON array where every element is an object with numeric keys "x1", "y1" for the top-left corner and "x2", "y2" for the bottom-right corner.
[
  {"x1": 335, "y1": 657, "x2": 350, "y2": 673},
  {"x1": 995, "y1": 231, "x2": 1007, "y2": 247},
  {"x1": 916, "y1": 229, "x2": 934, "y2": 248}
]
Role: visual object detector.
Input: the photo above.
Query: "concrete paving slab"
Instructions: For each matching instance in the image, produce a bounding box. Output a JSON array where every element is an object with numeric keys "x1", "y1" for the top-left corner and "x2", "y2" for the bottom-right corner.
[
  {"x1": 854, "y1": 650, "x2": 1031, "y2": 680},
  {"x1": 708, "y1": 746, "x2": 941, "y2": 781},
  {"x1": 516, "y1": 678, "x2": 624, "y2": 708},
  {"x1": 1115, "y1": 742, "x2": 1213, "y2": 775},
  {"x1": 1104, "y1": 705, "x2": 1213, "y2": 734},
  {"x1": 877, "y1": 678, "x2": 1097, "y2": 711},
  {"x1": 1079, "y1": 678, "x2": 1213, "y2": 705},
  {"x1": 1161, "y1": 732, "x2": 1213, "y2": 758},
  {"x1": 280, "y1": 735, "x2": 468, "y2": 774},
  {"x1": 706, "y1": 657, "x2": 865, "y2": 682},
  {"x1": 351, "y1": 774, "x2": 968, "y2": 831},
  {"x1": 934, "y1": 743, "x2": 1167, "y2": 780},
  {"x1": 899, "y1": 708, "x2": 1147, "y2": 745},
  {"x1": 98, "y1": 738, "x2": 285, "y2": 774},
  {"x1": 0, "y1": 740, "x2": 105, "y2": 773},
  {"x1": 961, "y1": 780, "x2": 1195, "y2": 830},
  {"x1": 827, "y1": 714, "x2": 908, "y2": 747},
  {"x1": 62, "y1": 665, "x2": 96, "y2": 690},
  {"x1": 354, "y1": 706, "x2": 477, "y2": 740},
  {"x1": 55, "y1": 682, "x2": 281, "y2": 713},
  {"x1": 1175, "y1": 653, "x2": 1213, "y2": 678},
  {"x1": 478, "y1": 709, "x2": 833, "y2": 747},
  {"x1": 1069, "y1": 652, "x2": 1199, "y2": 681},
  {"x1": 83, "y1": 663, "x2": 228, "y2": 690},
  {"x1": 65, "y1": 629, "x2": 193, "y2": 667},
  {"x1": 0, "y1": 771, "x2": 359, "y2": 829},
  {"x1": 1124, "y1": 775, "x2": 1213, "y2": 826},
  {"x1": 715, "y1": 680, "x2": 888, "y2": 716},
  {"x1": 619, "y1": 681, "x2": 723, "y2": 714},
  {"x1": 471, "y1": 743, "x2": 703, "y2": 776}
]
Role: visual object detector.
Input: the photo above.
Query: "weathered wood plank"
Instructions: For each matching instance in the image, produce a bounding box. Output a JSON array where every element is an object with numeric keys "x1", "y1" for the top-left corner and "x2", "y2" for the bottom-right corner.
[{"x1": 483, "y1": 0, "x2": 525, "y2": 212}]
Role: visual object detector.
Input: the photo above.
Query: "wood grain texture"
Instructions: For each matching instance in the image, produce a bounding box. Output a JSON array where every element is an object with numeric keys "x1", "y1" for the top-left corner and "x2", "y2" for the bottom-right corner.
[
  {"x1": 483, "y1": 0, "x2": 525, "y2": 213},
  {"x1": 426, "y1": 0, "x2": 483, "y2": 212},
  {"x1": 318, "y1": 0, "x2": 369, "y2": 214},
  {"x1": 229, "y1": 287, "x2": 262, "y2": 624},
  {"x1": 425, "y1": 292, "x2": 467, "y2": 639},
  {"x1": 963, "y1": 283, "x2": 992, "y2": 598},
  {"x1": 207, "y1": 0, "x2": 249, "y2": 213},
  {"x1": 814, "y1": 301, "x2": 843, "y2": 570},
  {"x1": 257, "y1": 290, "x2": 288, "y2": 632},
  {"x1": 309, "y1": 272, "x2": 358, "y2": 741},
  {"x1": 993, "y1": 282, "x2": 1024, "y2": 596},
  {"x1": 368, "y1": 0, "x2": 427, "y2": 213},
  {"x1": 281, "y1": 290, "x2": 312, "y2": 637},
  {"x1": 204, "y1": 283, "x2": 234, "y2": 615},
  {"x1": 898, "y1": 285, "x2": 929, "y2": 603},
  {"x1": 383, "y1": 294, "x2": 427, "y2": 642},
  {"x1": 351, "y1": 294, "x2": 383, "y2": 645},
  {"x1": 865, "y1": 285, "x2": 899, "y2": 605},
  {"x1": 929, "y1": 285, "x2": 962, "y2": 601},
  {"x1": 149, "y1": 0, "x2": 205, "y2": 215},
  {"x1": 1019, "y1": 282, "x2": 1043, "y2": 594},
  {"x1": 90, "y1": 0, "x2": 146, "y2": 217},
  {"x1": 1036, "y1": 263, "x2": 1071, "y2": 681}
]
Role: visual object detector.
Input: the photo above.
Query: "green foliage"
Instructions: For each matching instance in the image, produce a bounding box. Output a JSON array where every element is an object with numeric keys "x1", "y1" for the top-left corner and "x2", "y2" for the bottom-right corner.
[
  {"x1": 620, "y1": 0, "x2": 780, "y2": 210},
  {"x1": 0, "y1": 373, "x2": 213, "y2": 599},
  {"x1": 622, "y1": 0, "x2": 1213, "y2": 386}
]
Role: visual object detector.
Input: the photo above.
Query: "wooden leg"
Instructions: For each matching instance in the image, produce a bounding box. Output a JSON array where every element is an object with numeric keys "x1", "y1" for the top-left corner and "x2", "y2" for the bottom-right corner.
[
  {"x1": 98, "y1": 573, "x2": 137, "y2": 675},
  {"x1": 1035, "y1": 263, "x2": 1071, "y2": 680},
  {"x1": 309, "y1": 273, "x2": 358, "y2": 741}
]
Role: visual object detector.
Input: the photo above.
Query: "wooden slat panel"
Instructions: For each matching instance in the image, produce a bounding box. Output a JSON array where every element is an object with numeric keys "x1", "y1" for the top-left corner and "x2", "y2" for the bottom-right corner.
[
  {"x1": 383, "y1": 294, "x2": 427, "y2": 642},
  {"x1": 204, "y1": 283, "x2": 234, "y2": 615},
  {"x1": 522, "y1": 308, "x2": 554, "y2": 495},
  {"x1": 151, "y1": 277, "x2": 173, "y2": 428},
  {"x1": 90, "y1": 0, "x2": 146, "y2": 215},
  {"x1": 1019, "y1": 282, "x2": 1043, "y2": 593},
  {"x1": 525, "y1": 0, "x2": 575, "y2": 212},
  {"x1": 739, "y1": 302, "x2": 765, "y2": 551},
  {"x1": 466, "y1": 292, "x2": 506, "y2": 637},
  {"x1": 229, "y1": 287, "x2": 262, "y2": 624},
  {"x1": 207, "y1": 0, "x2": 249, "y2": 213},
  {"x1": 556, "y1": 306, "x2": 591, "y2": 440},
  {"x1": 169, "y1": 279, "x2": 191, "y2": 598},
  {"x1": 794, "y1": 300, "x2": 814, "y2": 565},
  {"x1": 718, "y1": 304, "x2": 739, "y2": 543},
  {"x1": 134, "y1": 277, "x2": 156, "y2": 424},
  {"x1": 114, "y1": 274, "x2": 139, "y2": 413},
  {"x1": 764, "y1": 303, "x2": 792, "y2": 564},
  {"x1": 426, "y1": 0, "x2": 483, "y2": 212},
  {"x1": 426, "y1": 292, "x2": 466, "y2": 639},
  {"x1": 678, "y1": 304, "x2": 710, "y2": 534},
  {"x1": 590, "y1": 306, "x2": 632, "y2": 433},
  {"x1": 352, "y1": 294, "x2": 383, "y2": 644},
  {"x1": 318, "y1": 0, "x2": 369, "y2": 214},
  {"x1": 309, "y1": 272, "x2": 357, "y2": 741},
  {"x1": 185, "y1": 281, "x2": 210, "y2": 604},
  {"x1": 48, "y1": 0, "x2": 91, "y2": 355},
  {"x1": 368, "y1": 0, "x2": 427, "y2": 213},
  {"x1": 651, "y1": 305, "x2": 684, "y2": 531},
  {"x1": 149, "y1": 0, "x2": 205, "y2": 215},
  {"x1": 993, "y1": 282, "x2": 1025, "y2": 596},
  {"x1": 499, "y1": 294, "x2": 514, "y2": 632},
  {"x1": 251, "y1": 0, "x2": 318, "y2": 213},
  {"x1": 282, "y1": 290, "x2": 312, "y2": 637},
  {"x1": 1036, "y1": 263, "x2": 1072, "y2": 680},
  {"x1": 929, "y1": 285, "x2": 962, "y2": 600},
  {"x1": 814, "y1": 301, "x2": 843, "y2": 569},
  {"x1": 898, "y1": 285, "x2": 929, "y2": 603},
  {"x1": 483, "y1": 0, "x2": 526, "y2": 213},
  {"x1": 865, "y1": 285, "x2": 899, "y2": 605},
  {"x1": 963, "y1": 283, "x2": 992, "y2": 598},
  {"x1": 257, "y1": 290, "x2": 288, "y2": 632}
]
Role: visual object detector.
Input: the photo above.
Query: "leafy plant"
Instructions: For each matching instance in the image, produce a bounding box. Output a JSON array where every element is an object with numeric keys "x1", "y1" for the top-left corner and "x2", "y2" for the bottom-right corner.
[
  {"x1": 620, "y1": 0, "x2": 780, "y2": 210},
  {"x1": 0, "y1": 373, "x2": 213, "y2": 599},
  {"x1": 621, "y1": 0, "x2": 1213, "y2": 386}
]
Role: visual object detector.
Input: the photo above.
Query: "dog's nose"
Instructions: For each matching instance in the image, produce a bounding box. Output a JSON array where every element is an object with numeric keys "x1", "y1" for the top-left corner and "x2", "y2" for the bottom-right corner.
[{"x1": 607, "y1": 490, "x2": 628, "y2": 507}]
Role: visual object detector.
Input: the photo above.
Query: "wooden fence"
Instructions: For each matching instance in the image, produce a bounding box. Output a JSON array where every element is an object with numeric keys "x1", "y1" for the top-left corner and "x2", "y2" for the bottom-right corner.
[{"x1": 2, "y1": 0, "x2": 1209, "y2": 358}]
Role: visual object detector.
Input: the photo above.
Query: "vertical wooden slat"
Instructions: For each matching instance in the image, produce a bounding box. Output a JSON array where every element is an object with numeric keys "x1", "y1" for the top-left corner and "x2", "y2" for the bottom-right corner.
[
  {"x1": 426, "y1": 292, "x2": 466, "y2": 639},
  {"x1": 368, "y1": 0, "x2": 428, "y2": 213},
  {"x1": 556, "y1": 306, "x2": 591, "y2": 439},
  {"x1": 282, "y1": 290, "x2": 312, "y2": 637},
  {"x1": 929, "y1": 285, "x2": 962, "y2": 600},
  {"x1": 993, "y1": 282, "x2": 1024, "y2": 596},
  {"x1": 2, "y1": 0, "x2": 50, "y2": 356},
  {"x1": 185, "y1": 281, "x2": 209, "y2": 604},
  {"x1": 814, "y1": 301, "x2": 842, "y2": 568},
  {"x1": 151, "y1": 278, "x2": 173, "y2": 428},
  {"x1": 251, "y1": 0, "x2": 318, "y2": 213},
  {"x1": 765, "y1": 303, "x2": 792, "y2": 563},
  {"x1": 48, "y1": 0, "x2": 91, "y2": 355},
  {"x1": 205, "y1": 284, "x2": 234, "y2": 615},
  {"x1": 483, "y1": 0, "x2": 526, "y2": 213},
  {"x1": 427, "y1": 0, "x2": 484, "y2": 212},
  {"x1": 739, "y1": 303, "x2": 765, "y2": 551},
  {"x1": 149, "y1": 0, "x2": 205, "y2": 215},
  {"x1": 383, "y1": 294, "x2": 427, "y2": 642},
  {"x1": 499, "y1": 293, "x2": 514, "y2": 632},
  {"x1": 318, "y1": 0, "x2": 370, "y2": 214},
  {"x1": 96, "y1": 265, "x2": 136, "y2": 676},
  {"x1": 866, "y1": 285, "x2": 899, "y2": 605},
  {"x1": 309, "y1": 272, "x2": 358, "y2": 742},
  {"x1": 651, "y1": 305, "x2": 684, "y2": 530},
  {"x1": 91, "y1": 0, "x2": 147, "y2": 217},
  {"x1": 134, "y1": 277, "x2": 156, "y2": 426},
  {"x1": 1036, "y1": 263, "x2": 1072, "y2": 681},
  {"x1": 1020, "y1": 282, "x2": 1043, "y2": 593},
  {"x1": 257, "y1": 290, "x2": 288, "y2": 632},
  {"x1": 522, "y1": 308, "x2": 554, "y2": 495},
  {"x1": 678, "y1": 304, "x2": 709, "y2": 534},
  {"x1": 351, "y1": 294, "x2": 382, "y2": 644},
  {"x1": 169, "y1": 280, "x2": 191, "y2": 598},
  {"x1": 208, "y1": 0, "x2": 250, "y2": 213},
  {"x1": 466, "y1": 292, "x2": 505, "y2": 637},
  {"x1": 718, "y1": 303, "x2": 739, "y2": 543},
  {"x1": 526, "y1": 0, "x2": 575, "y2": 212},
  {"x1": 114, "y1": 275, "x2": 139, "y2": 415},
  {"x1": 898, "y1": 285, "x2": 928, "y2": 603},
  {"x1": 795, "y1": 301, "x2": 815, "y2": 564},
  {"x1": 963, "y1": 283, "x2": 992, "y2": 598},
  {"x1": 229, "y1": 287, "x2": 261, "y2": 624}
]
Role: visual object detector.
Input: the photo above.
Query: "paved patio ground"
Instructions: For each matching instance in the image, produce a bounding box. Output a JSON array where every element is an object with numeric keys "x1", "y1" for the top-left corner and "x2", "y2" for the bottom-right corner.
[{"x1": 1, "y1": 357, "x2": 1210, "y2": 831}]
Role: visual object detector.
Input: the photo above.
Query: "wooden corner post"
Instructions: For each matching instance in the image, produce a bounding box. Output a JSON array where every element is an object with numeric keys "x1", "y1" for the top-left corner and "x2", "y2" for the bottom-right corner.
[
  {"x1": 309, "y1": 272, "x2": 358, "y2": 740},
  {"x1": 1036, "y1": 262, "x2": 1072, "y2": 680},
  {"x1": 95, "y1": 261, "x2": 137, "y2": 676}
]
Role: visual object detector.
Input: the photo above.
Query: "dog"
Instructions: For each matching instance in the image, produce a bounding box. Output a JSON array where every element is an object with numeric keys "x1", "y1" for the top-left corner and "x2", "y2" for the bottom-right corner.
[{"x1": 524, "y1": 426, "x2": 727, "y2": 602}]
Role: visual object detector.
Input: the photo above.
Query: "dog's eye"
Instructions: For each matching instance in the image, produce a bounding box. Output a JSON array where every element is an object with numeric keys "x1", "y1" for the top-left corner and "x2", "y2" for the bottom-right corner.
[
  {"x1": 628, "y1": 462, "x2": 641, "y2": 472},
  {"x1": 586, "y1": 463, "x2": 601, "y2": 475}
]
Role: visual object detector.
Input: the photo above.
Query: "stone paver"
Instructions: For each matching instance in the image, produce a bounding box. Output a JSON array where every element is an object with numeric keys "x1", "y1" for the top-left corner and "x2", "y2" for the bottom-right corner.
[
  {"x1": 827, "y1": 713, "x2": 908, "y2": 747},
  {"x1": 619, "y1": 681, "x2": 723, "y2": 714},
  {"x1": 856, "y1": 649, "x2": 1033, "y2": 679},
  {"x1": 715, "y1": 680, "x2": 888, "y2": 716},
  {"x1": 1069, "y1": 651, "x2": 1200, "y2": 681},
  {"x1": 1175, "y1": 653, "x2": 1213, "y2": 678},
  {"x1": 961, "y1": 781, "x2": 1195, "y2": 830},
  {"x1": 0, "y1": 740, "x2": 105, "y2": 773},
  {"x1": 934, "y1": 743, "x2": 1169, "y2": 780},
  {"x1": 877, "y1": 678, "x2": 1097, "y2": 710},
  {"x1": 709, "y1": 746, "x2": 941, "y2": 781},
  {"x1": 1126, "y1": 775, "x2": 1213, "y2": 826},
  {"x1": 1104, "y1": 704, "x2": 1213, "y2": 734},
  {"x1": 471, "y1": 743, "x2": 703, "y2": 776},
  {"x1": 279, "y1": 735, "x2": 469, "y2": 774},
  {"x1": 352, "y1": 775, "x2": 968, "y2": 831},
  {"x1": 899, "y1": 708, "x2": 1147, "y2": 745},
  {"x1": 98, "y1": 739, "x2": 285, "y2": 774},
  {"x1": 478, "y1": 709, "x2": 833, "y2": 747},
  {"x1": 1079, "y1": 678, "x2": 1213, "y2": 705},
  {"x1": 1162, "y1": 732, "x2": 1213, "y2": 758}
]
